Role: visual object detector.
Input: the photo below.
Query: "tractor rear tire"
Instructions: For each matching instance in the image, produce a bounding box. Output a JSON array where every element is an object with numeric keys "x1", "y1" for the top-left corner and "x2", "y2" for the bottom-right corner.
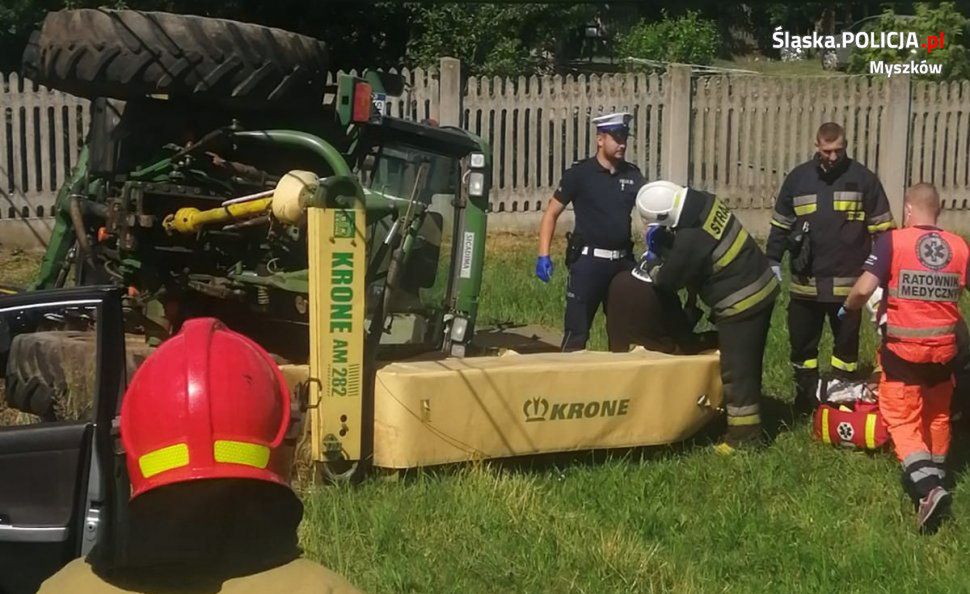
[
  {"x1": 22, "y1": 9, "x2": 329, "y2": 110},
  {"x1": 4, "y1": 331, "x2": 152, "y2": 421}
]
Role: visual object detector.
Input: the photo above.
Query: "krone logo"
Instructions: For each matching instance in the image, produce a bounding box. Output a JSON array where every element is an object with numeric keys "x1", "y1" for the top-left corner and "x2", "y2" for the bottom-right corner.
[
  {"x1": 523, "y1": 397, "x2": 631, "y2": 422},
  {"x1": 917, "y1": 233, "x2": 952, "y2": 271},
  {"x1": 523, "y1": 398, "x2": 550, "y2": 422}
]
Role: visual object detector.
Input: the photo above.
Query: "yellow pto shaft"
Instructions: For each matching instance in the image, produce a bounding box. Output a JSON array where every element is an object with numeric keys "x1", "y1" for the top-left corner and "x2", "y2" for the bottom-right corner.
[{"x1": 163, "y1": 197, "x2": 273, "y2": 234}]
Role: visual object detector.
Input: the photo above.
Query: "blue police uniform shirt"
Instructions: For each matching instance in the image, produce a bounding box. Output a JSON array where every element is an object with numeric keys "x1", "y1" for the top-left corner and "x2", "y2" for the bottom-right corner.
[{"x1": 553, "y1": 157, "x2": 644, "y2": 251}]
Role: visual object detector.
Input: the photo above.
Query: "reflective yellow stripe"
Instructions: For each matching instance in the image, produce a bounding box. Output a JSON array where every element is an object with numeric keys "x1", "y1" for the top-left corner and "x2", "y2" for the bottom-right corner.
[
  {"x1": 833, "y1": 286, "x2": 852, "y2": 296},
  {"x1": 865, "y1": 414, "x2": 877, "y2": 449},
  {"x1": 845, "y1": 211, "x2": 866, "y2": 221},
  {"x1": 722, "y1": 276, "x2": 779, "y2": 317},
  {"x1": 831, "y1": 356, "x2": 858, "y2": 373},
  {"x1": 833, "y1": 201, "x2": 863, "y2": 212},
  {"x1": 727, "y1": 414, "x2": 761, "y2": 426},
  {"x1": 139, "y1": 443, "x2": 189, "y2": 478},
  {"x1": 713, "y1": 228, "x2": 749, "y2": 272},
  {"x1": 214, "y1": 440, "x2": 271, "y2": 469},
  {"x1": 794, "y1": 358, "x2": 818, "y2": 370},
  {"x1": 794, "y1": 203, "x2": 817, "y2": 216},
  {"x1": 0, "y1": 287, "x2": 17, "y2": 295},
  {"x1": 790, "y1": 282, "x2": 818, "y2": 297},
  {"x1": 821, "y1": 408, "x2": 831, "y2": 445},
  {"x1": 771, "y1": 218, "x2": 792, "y2": 230},
  {"x1": 868, "y1": 221, "x2": 894, "y2": 232}
]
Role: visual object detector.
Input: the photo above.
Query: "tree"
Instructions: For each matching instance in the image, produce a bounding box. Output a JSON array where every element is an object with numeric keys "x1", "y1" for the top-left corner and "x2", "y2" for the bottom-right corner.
[
  {"x1": 846, "y1": 2, "x2": 970, "y2": 79},
  {"x1": 405, "y1": 4, "x2": 597, "y2": 77},
  {"x1": 616, "y1": 11, "x2": 722, "y2": 67}
]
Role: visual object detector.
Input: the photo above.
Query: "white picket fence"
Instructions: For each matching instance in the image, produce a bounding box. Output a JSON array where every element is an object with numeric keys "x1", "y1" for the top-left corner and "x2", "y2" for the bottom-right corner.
[{"x1": 6, "y1": 59, "x2": 970, "y2": 248}]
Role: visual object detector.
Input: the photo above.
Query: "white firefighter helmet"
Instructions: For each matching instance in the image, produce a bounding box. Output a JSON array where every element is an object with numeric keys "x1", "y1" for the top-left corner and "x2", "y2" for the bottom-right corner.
[{"x1": 636, "y1": 181, "x2": 687, "y2": 227}]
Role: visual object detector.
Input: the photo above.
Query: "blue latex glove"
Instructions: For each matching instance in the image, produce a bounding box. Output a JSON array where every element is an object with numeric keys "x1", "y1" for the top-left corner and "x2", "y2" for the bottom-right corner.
[
  {"x1": 837, "y1": 305, "x2": 848, "y2": 320},
  {"x1": 644, "y1": 224, "x2": 663, "y2": 254},
  {"x1": 535, "y1": 255, "x2": 553, "y2": 283}
]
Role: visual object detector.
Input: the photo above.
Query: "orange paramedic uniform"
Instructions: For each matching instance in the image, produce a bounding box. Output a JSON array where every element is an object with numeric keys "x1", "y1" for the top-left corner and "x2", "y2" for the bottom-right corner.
[{"x1": 864, "y1": 225, "x2": 969, "y2": 498}]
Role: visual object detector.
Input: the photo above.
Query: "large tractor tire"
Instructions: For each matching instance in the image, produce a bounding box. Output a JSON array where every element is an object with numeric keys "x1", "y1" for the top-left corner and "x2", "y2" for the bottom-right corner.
[
  {"x1": 22, "y1": 9, "x2": 329, "y2": 110},
  {"x1": 4, "y1": 331, "x2": 153, "y2": 421}
]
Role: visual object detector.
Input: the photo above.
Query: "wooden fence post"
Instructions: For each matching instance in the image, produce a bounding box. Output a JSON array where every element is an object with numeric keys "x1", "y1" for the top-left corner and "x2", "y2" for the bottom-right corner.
[
  {"x1": 662, "y1": 63, "x2": 691, "y2": 185},
  {"x1": 879, "y1": 74, "x2": 911, "y2": 221},
  {"x1": 439, "y1": 57, "x2": 462, "y2": 127}
]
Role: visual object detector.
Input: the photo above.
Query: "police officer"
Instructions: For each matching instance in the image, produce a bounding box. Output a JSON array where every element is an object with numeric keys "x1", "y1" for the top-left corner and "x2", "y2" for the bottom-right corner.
[
  {"x1": 536, "y1": 112, "x2": 645, "y2": 351},
  {"x1": 636, "y1": 181, "x2": 779, "y2": 451},
  {"x1": 767, "y1": 122, "x2": 895, "y2": 414}
]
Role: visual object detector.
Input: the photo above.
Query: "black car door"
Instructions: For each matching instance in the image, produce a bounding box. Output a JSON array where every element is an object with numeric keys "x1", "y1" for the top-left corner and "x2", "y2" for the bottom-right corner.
[{"x1": 0, "y1": 287, "x2": 127, "y2": 594}]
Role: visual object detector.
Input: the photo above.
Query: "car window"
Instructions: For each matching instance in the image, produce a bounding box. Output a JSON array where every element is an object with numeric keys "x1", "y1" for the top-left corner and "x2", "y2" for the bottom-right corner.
[{"x1": 0, "y1": 301, "x2": 100, "y2": 427}]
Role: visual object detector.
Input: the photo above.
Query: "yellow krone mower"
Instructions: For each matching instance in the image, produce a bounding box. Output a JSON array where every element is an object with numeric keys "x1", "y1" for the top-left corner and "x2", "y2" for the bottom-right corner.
[{"x1": 268, "y1": 169, "x2": 725, "y2": 481}]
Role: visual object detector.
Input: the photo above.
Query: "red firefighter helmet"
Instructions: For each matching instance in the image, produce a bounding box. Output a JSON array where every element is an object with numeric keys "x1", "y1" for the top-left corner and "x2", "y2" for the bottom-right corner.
[{"x1": 120, "y1": 318, "x2": 293, "y2": 499}]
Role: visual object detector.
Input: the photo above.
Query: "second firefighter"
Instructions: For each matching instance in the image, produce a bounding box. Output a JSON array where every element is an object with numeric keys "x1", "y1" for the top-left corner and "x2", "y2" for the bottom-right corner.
[
  {"x1": 635, "y1": 181, "x2": 779, "y2": 450},
  {"x1": 767, "y1": 122, "x2": 895, "y2": 413}
]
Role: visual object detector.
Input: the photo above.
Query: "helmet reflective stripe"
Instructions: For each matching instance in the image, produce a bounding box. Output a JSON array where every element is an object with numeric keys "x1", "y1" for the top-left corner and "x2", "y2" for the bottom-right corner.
[
  {"x1": 214, "y1": 440, "x2": 271, "y2": 469},
  {"x1": 139, "y1": 443, "x2": 190, "y2": 479}
]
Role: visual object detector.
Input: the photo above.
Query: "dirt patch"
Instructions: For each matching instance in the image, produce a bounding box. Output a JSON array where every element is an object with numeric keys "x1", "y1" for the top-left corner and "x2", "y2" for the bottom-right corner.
[{"x1": 0, "y1": 248, "x2": 42, "y2": 288}]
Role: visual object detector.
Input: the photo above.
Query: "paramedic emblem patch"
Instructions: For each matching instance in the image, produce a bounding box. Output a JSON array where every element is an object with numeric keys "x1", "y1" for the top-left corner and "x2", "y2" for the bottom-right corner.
[
  {"x1": 916, "y1": 233, "x2": 952, "y2": 271},
  {"x1": 837, "y1": 421, "x2": 855, "y2": 441}
]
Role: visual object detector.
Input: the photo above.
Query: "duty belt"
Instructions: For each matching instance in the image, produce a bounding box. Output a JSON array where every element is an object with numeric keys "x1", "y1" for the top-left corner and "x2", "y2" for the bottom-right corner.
[{"x1": 581, "y1": 247, "x2": 629, "y2": 260}]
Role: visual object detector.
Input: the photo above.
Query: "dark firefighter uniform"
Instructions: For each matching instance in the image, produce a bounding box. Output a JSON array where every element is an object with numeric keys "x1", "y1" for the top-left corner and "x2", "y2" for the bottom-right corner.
[
  {"x1": 644, "y1": 189, "x2": 779, "y2": 439},
  {"x1": 767, "y1": 156, "x2": 895, "y2": 411},
  {"x1": 556, "y1": 157, "x2": 644, "y2": 350}
]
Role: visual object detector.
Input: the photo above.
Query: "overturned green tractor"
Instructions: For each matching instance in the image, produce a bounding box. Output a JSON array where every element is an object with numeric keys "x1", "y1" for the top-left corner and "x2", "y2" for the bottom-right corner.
[{"x1": 26, "y1": 9, "x2": 491, "y2": 364}]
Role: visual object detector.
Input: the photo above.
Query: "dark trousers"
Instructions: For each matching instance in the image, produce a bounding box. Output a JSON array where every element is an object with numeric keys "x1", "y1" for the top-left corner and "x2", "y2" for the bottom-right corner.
[
  {"x1": 789, "y1": 298, "x2": 861, "y2": 411},
  {"x1": 562, "y1": 254, "x2": 633, "y2": 351},
  {"x1": 718, "y1": 305, "x2": 774, "y2": 426},
  {"x1": 605, "y1": 272, "x2": 693, "y2": 354}
]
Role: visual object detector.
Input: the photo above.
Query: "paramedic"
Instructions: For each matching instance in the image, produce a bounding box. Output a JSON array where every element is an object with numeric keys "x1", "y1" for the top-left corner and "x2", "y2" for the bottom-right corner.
[{"x1": 842, "y1": 183, "x2": 968, "y2": 533}]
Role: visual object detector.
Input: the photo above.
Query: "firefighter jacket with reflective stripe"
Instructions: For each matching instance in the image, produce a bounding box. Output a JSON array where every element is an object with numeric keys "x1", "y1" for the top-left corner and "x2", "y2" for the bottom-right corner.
[
  {"x1": 651, "y1": 189, "x2": 779, "y2": 322},
  {"x1": 766, "y1": 158, "x2": 895, "y2": 302},
  {"x1": 37, "y1": 557, "x2": 364, "y2": 594},
  {"x1": 885, "y1": 226, "x2": 969, "y2": 364}
]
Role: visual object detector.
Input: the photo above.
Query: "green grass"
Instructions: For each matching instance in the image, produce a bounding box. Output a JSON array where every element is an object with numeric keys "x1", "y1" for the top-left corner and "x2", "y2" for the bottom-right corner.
[
  {"x1": 299, "y1": 234, "x2": 970, "y2": 593},
  {"x1": 5, "y1": 240, "x2": 970, "y2": 592}
]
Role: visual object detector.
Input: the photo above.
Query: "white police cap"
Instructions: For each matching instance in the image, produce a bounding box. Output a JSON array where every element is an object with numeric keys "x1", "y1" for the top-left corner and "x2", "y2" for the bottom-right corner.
[{"x1": 593, "y1": 112, "x2": 632, "y2": 132}]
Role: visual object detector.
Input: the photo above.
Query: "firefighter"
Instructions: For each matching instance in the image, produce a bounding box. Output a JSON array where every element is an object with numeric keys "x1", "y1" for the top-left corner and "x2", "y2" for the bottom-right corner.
[
  {"x1": 842, "y1": 183, "x2": 968, "y2": 534},
  {"x1": 38, "y1": 318, "x2": 362, "y2": 593},
  {"x1": 536, "y1": 112, "x2": 645, "y2": 351},
  {"x1": 636, "y1": 181, "x2": 779, "y2": 450},
  {"x1": 767, "y1": 122, "x2": 895, "y2": 414}
]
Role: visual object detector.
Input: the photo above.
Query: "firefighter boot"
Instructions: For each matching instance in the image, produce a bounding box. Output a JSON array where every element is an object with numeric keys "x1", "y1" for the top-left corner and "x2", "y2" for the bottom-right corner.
[
  {"x1": 714, "y1": 423, "x2": 763, "y2": 455},
  {"x1": 793, "y1": 369, "x2": 820, "y2": 417}
]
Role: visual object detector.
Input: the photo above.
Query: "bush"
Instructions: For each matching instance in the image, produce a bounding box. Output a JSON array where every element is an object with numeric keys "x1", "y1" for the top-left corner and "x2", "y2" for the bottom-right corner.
[
  {"x1": 406, "y1": 4, "x2": 594, "y2": 77},
  {"x1": 617, "y1": 11, "x2": 721, "y2": 68},
  {"x1": 846, "y1": 2, "x2": 970, "y2": 80}
]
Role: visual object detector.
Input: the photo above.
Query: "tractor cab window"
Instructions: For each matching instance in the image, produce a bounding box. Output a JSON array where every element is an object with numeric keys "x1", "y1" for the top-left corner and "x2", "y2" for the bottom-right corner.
[{"x1": 365, "y1": 144, "x2": 461, "y2": 357}]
